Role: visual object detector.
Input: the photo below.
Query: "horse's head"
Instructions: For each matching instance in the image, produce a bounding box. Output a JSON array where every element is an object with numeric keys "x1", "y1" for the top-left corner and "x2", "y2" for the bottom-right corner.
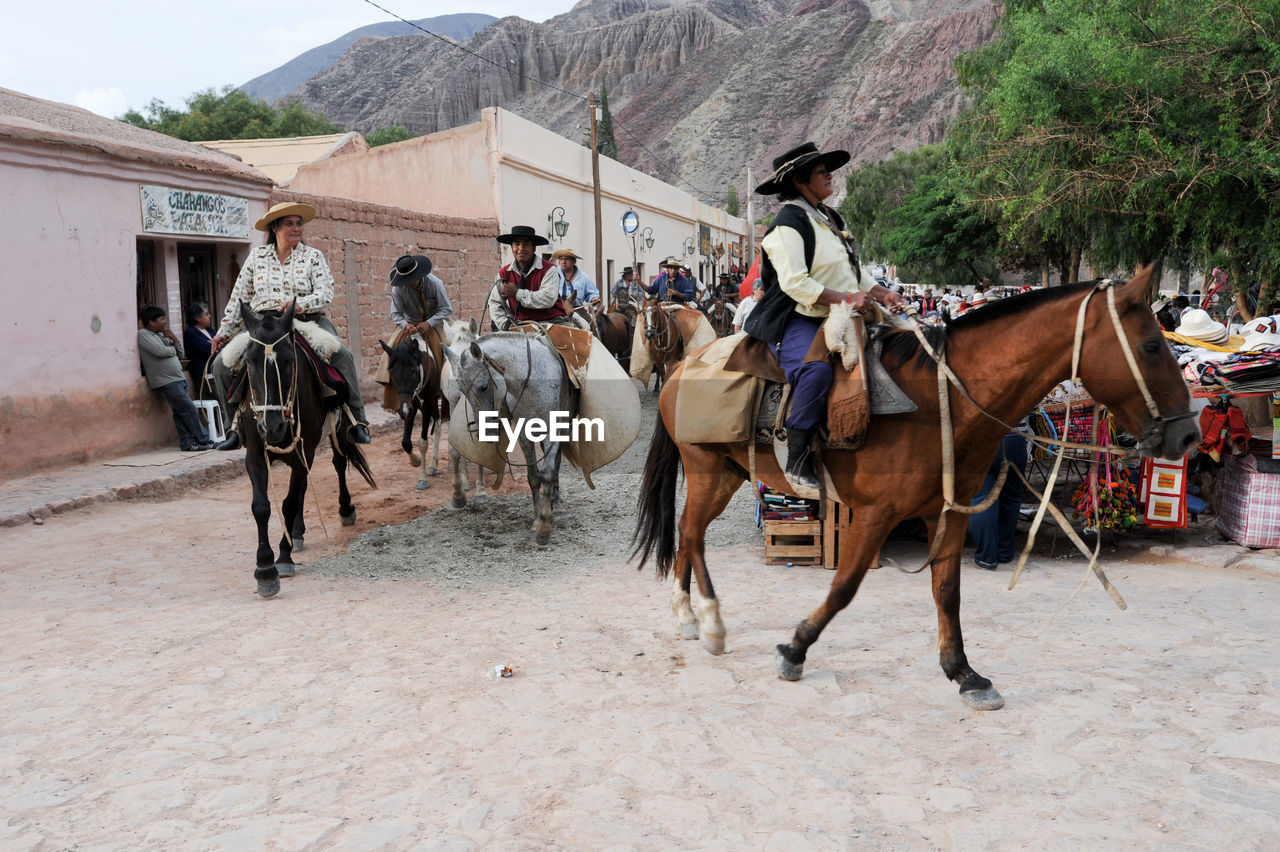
[
  {"x1": 1076, "y1": 267, "x2": 1200, "y2": 459},
  {"x1": 454, "y1": 339, "x2": 507, "y2": 415},
  {"x1": 442, "y1": 316, "x2": 479, "y2": 349},
  {"x1": 380, "y1": 338, "x2": 425, "y2": 420},
  {"x1": 240, "y1": 299, "x2": 298, "y2": 447}
]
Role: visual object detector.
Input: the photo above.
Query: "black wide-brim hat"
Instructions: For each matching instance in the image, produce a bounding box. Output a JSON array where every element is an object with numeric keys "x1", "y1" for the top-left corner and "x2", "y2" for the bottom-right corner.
[
  {"x1": 496, "y1": 224, "x2": 550, "y2": 247},
  {"x1": 754, "y1": 141, "x2": 851, "y2": 195},
  {"x1": 389, "y1": 254, "x2": 432, "y2": 286}
]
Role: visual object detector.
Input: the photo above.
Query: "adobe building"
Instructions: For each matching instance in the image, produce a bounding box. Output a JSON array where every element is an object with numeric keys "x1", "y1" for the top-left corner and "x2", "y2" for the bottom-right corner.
[
  {"x1": 0, "y1": 89, "x2": 496, "y2": 477},
  {"x1": 288, "y1": 107, "x2": 749, "y2": 295}
]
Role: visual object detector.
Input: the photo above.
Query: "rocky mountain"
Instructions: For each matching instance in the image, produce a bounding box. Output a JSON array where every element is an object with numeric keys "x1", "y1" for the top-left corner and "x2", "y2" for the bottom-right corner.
[
  {"x1": 241, "y1": 13, "x2": 496, "y2": 105},
  {"x1": 288, "y1": 0, "x2": 1000, "y2": 207}
]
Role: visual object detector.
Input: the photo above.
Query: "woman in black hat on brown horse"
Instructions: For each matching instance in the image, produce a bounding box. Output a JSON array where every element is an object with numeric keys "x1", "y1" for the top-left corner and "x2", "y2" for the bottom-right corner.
[{"x1": 744, "y1": 142, "x2": 905, "y2": 490}]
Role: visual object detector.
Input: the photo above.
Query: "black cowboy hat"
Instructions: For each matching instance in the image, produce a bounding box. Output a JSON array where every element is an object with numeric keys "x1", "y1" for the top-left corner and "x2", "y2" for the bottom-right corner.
[
  {"x1": 389, "y1": 254, "x2": 432, "y2": 286},
  {"x1": 621, "y1": 266, "x2": 634, "y2": 275},
  {"x1": 754, "y1": 141, "x2": 850, "y2": 195},
  {"x1": 496, "y1": 224, "x2": 550, "y2": 247}
]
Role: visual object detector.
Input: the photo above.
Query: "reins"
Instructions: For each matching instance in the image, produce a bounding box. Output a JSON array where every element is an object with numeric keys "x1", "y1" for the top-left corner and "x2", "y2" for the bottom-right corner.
[{"x1": 901, "y1": 280, "x2": 1184, "y2": 609}]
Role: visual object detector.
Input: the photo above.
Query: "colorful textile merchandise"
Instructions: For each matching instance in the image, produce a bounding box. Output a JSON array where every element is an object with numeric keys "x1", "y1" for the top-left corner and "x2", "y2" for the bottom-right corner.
[
  {"x1": 1216, "y1": 453, "x2": 1280, "y2": 548},
  {"x1": 1068, "y1": 413, "x2": 1140, "y2": 531}
]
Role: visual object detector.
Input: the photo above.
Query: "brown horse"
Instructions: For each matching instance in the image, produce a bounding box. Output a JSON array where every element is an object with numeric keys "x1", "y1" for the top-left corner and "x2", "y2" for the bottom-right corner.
[
  {"x1": 632, "y1": 269, "x2": 1198, "y2": 709},
  {"x1": 590, "y1": 303, "x2": 633, "y2": 368},
  {"x1": 703, "y1": 294, "x2": 735, "y2": 337},
  {"x1": 641, "y1": 295, "x2": 684, "y2": 393}
]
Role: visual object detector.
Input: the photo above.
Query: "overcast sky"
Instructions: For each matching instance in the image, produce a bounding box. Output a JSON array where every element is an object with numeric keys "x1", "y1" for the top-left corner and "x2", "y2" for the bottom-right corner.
[{"x1": 3, "y1": 0, "x2": 575, "y2": 118}]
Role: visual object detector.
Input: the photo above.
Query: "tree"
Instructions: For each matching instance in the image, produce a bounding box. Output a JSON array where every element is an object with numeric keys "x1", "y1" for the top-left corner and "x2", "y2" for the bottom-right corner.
[
  {"x1": 597, "y1": 85, "x2": 619, "y2": 160},
  {"x1": 725, "y1": 183, "x2": 740, "y2": 216},
  {"x1": 120, "y1": 86, "x2": 341, "y2": 141},
  {"x1": 365, "y1": 126, "x2": 413, "y2": 147},
  {"x1": 950, "y1": 0, "x2": 1280, "y2": 306}
]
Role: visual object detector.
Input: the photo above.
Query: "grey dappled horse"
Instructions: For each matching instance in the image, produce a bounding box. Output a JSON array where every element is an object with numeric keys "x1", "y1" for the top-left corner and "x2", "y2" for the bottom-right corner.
[{"x1": 444, "y1": 331, "x2": 576, "y2": 544}]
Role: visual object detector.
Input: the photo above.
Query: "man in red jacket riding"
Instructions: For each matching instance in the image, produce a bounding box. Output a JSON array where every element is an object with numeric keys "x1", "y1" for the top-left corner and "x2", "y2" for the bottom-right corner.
[{"x1": 486, "y1": 225, "x2": 573, "y2": 331}]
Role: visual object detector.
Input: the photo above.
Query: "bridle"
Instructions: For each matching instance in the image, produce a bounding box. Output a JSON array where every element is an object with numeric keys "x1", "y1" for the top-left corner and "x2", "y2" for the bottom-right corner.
[{"x1": 245, "y1": 326, "x2": 303, "y2": 455}]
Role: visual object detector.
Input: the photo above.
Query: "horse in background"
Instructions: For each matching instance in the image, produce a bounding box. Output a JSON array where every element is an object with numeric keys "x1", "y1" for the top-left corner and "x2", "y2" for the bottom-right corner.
[
  {"x1": 641, "y1": 294, "x2": 684, "y2": 394},
  {"x1": 379, "y1": 329, "x2": 446, "y2": 492},
  {"x1": 703, "y1": 294, "x2": 735, "y2": 337},
  {"x1": 590, "y1": 301, "x2": 633, "y2": 369},
  {"x1": 230, "y1": 301, "x2": 376, "y2": 598},
  {"x1": 632, "y1": 268, "x2": 1198, "y2": 709}
]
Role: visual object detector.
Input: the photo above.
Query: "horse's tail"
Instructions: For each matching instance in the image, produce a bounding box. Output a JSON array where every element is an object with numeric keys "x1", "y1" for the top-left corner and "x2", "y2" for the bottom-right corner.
[
  {"x1": 347, "y1": 442, "x2": 376, "y2": 489},
  {"x1": 631, "y1": 410, "x2": 681, "y2": 578}
]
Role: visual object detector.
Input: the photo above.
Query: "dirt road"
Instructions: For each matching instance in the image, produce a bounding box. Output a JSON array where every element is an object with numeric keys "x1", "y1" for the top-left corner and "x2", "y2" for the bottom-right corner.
[{"x1": 2, "y1": 398, "x2": 1278, "y2": 849}]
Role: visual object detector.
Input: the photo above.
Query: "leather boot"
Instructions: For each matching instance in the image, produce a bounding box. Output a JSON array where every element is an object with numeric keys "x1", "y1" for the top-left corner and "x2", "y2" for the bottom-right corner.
[
  {"x1": 784, "y1": 427, "x2": 821, "y2": 492},
  {"x1": 216, "y1": 430, "x2": 241, "y2": 451}
]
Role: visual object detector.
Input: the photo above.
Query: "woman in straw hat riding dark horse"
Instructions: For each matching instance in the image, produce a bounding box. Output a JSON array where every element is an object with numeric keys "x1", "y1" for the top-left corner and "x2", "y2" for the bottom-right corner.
[{"x1": 632, "y1": 146, "x2": 1200, "y2": 710}]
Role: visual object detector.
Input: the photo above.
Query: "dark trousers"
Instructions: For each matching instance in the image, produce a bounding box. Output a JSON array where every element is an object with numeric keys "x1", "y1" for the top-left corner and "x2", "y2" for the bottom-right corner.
[
  {"x1": 157, "y1": 379, "x2": 211, "y2": 449},
  {"x1": 969, "y1": 432, "x2": 1029, "y2": 568},
  {"x1": 777, "y1": 314, "x2": 833, "y2": 431}
]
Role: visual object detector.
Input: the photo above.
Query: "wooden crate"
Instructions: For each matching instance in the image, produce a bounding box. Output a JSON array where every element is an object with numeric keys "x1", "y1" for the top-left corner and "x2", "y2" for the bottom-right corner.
[
  {"x1": 822, "y1": 500, "x2": 853, "y2": 570},
  {"x1": 763, "y1": 519, "x2": 822, "y2": 565}
]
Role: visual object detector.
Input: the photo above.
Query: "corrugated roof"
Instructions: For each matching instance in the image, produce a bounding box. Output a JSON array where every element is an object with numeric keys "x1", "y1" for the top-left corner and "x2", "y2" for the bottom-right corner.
[
  {"x1": 0, "y1": 87, "x2": 273, "y2": 185},
  {"x1": 200, "y1": 133, "x2": 368, "y2": 184}
]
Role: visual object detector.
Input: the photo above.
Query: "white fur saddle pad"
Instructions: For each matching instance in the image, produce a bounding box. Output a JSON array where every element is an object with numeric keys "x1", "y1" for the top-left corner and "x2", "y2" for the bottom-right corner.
[{"x1": 221, "y1": 319, "x2": 342, "y2": 371}]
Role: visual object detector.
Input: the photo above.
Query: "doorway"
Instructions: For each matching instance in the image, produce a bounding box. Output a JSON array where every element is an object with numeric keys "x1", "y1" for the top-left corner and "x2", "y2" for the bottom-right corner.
[{"x1": 178, "y1": 243, "x2": 217, "y2": 325}]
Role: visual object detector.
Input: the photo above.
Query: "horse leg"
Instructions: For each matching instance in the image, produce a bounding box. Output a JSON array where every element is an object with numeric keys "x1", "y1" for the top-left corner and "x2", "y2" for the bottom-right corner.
[
  {"x1": 247, "y1": 458, "x2": 279, "y2": 598},
  {"x1": 330, "y1": 441, "x2": 356, "y2": 527},
  {"x1": 525, "y1": 439, "x2": 555, "y2": 545},
  {"x1": 275, "y1": 465, "x2": 308, "y2": 579},
  {"x1": 927, "y1": 516, "x2": 1004, "y2": 710},
  {"x1": 402, "y1": 402, "x2": 421, "y2": 466},
  {"x1": 677, "y1": 452, "x2": 746, "y2": 655},
  {"x1": 775, "y1": 518, "x2": 889, "y2": 681},
  {"x1": 450, "y1": 446, "x2": 468, "y2": 508},
  {"x1": 413, "y1": 406, "x2": 431, "y2": 491},
  {"x1": 472, "y1": 461, "x2": 490, "y2": 505},
  {"x1": 426, "y1": 405, "x2": 442, "y2": 477}
]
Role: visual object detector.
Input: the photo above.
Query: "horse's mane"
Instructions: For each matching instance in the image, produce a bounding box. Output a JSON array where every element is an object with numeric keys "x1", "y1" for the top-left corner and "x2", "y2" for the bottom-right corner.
[{"x1": 878, "y1": 280, "x2": 1107, "y2": 371}]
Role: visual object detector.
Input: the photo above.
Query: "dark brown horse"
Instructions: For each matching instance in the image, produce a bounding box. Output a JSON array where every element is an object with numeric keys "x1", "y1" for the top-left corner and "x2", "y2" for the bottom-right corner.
[
  {"x1": 632, "y1": 269, "x2": 1198, "y2": 709},
  {"x1": 380, "y1": 333, "x2": 446, "y2": 491},
  {"x1": 703, "y1": 294, "x2": 735, "y2": 337},
  {"x1": 235, "y1": 302, "x2": 376, "y2": 597},
  {"x1": 590, "y1": 304, "x2": 633, "y2": 368},
  {"x1": 641, "y1": 295, "x2": 684, "y2": 394}
]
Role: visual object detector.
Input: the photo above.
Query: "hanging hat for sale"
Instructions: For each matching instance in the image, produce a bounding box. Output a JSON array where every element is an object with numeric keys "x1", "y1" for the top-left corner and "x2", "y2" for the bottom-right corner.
[
  {"x1": 254, "y1": 201, "x2": 317, "y2": 231},
  {"x1": 755, "y1": 141, "x2": 851, "y2": 195},
  {"x1": 1177, "y1": 309, "x2": 1229, "y2": 345},
  {"x1": 1240, "y1": 316, "x2": 1280, "y2": 351},
  {"x1": 389, "y1": 254, "x2": 432, "y2": 287},
  {"x1": 550, "y1": 248, "x2": 582, "y2": 261},
  {"x1": 969, "y1": 291, "x2": 988, "y2": 306},
  {"x1": 496, "y1": 224, "x2": 550, "y2": 247}
]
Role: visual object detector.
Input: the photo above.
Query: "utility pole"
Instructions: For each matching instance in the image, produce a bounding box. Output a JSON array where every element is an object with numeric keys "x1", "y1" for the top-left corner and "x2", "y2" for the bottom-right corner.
[
  {"x1": 589, "y1": 92, "x2": 604, "y2": 309},
  {"x1": 746, "y1": 166, "x2": 755, "y2": 269}
]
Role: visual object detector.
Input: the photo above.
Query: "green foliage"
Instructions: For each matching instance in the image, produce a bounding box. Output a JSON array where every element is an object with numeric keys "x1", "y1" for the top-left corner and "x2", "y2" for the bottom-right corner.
[
  {"x1": 598, "y1": 85, "x2": 619, "y2": 160},
  {"x1": 725, "y1": 183, "x2": 740, "y2": 216},
  {"x1": 950, "y1": 0, "x2": 1280, "y2": 300},
  {"x1": 119, "y1": 86, "x2": 342, "y2": 141},
  {"x1": 365, "y1": 126, "x2": 413, "y2": 147}
]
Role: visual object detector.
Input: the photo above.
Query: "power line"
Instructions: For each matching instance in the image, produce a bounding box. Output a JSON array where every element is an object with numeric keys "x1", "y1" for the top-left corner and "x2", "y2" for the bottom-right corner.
[{"x1": 355, "y1": 0, "x2": 724, "y2": 205}]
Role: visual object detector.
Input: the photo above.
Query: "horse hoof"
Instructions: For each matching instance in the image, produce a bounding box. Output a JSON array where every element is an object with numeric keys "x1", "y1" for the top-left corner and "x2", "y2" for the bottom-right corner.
[
  {"x1": 473, "y1": 495, "x2": 490, "y2": 506},
  {"x1": 775, "y1": 650, "x2": 804, "y2": 681},
  {"x1": 416, "y1": 480, "x2": 430, "y2": 491},
  {"x1": 960, "y1": 686, "x2": 1005, "y2": 711},
  {"x1": 290, "y1": 538, "x2": 304, "y2": 553},
  {"x1": 535, "y1": 533, "x2": 550, "y2": 546},
  {"x1": 276, "y1": 563, "x2": 296, "y2": 578},
  {"x1": 679, "y1": 622, "x2": 699, "y2": 640},
  {"x1": 407, "y1": 454, "x2": 421, "y2": 467},
  {"x1": 341, "y1": 511, "x2": 357, "y2": 527},
  {"x1": 700, "y1": 633, "x2": 725, "y2": 656},
  {"x1": 257, "y1": 579, "x2": 280, "y2": 598},
  {"x1": 427, "y1": 467, "x2": 439, "y2": 476}
]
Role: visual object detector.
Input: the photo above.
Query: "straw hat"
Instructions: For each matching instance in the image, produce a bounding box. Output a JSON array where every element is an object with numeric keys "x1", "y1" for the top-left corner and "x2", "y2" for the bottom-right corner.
[
  {"x1": 661, "y1": 256, "x2": 682, "y2": 269},
  {"x1": 969, "y1": 291, "x2": 988, "y2": 306},
  {"x1": 550, "y1": 248, "x2": 582, "y2": 262},
  {"x1": 1178, "y1": 309, "x2": 1229, "y2": 344},
  {"x1": 254, "y1": 201, "x2": 316, "y2": 231}
]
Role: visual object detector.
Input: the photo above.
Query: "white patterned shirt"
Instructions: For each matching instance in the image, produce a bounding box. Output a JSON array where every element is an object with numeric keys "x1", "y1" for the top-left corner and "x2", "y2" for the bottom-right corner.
[{"x1": 216, "y1": 243, "x2": 335, "y2": 340}]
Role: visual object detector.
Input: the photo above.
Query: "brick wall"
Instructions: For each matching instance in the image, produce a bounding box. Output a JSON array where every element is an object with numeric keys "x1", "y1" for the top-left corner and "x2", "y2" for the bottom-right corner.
[{"x1": 270, "y1": 190, "x2": 499, "y2": 401}]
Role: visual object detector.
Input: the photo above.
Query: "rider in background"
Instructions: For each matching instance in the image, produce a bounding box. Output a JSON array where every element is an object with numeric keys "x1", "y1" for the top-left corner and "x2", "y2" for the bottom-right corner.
[{"x1": 645, "y1": 257, "x2": 695, "y2": 304}]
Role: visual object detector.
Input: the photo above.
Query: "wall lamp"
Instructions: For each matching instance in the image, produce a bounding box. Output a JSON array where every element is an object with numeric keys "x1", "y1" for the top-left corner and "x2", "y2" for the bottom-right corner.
[{"x1": 548, "y1": 206, "x2": 569, "y2": 240}]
